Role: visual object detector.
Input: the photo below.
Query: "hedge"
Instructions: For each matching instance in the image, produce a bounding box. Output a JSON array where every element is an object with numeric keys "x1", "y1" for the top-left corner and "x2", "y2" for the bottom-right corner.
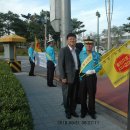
[{"x1": 0, "y1": 60, "x2": 33, "y2": 130}]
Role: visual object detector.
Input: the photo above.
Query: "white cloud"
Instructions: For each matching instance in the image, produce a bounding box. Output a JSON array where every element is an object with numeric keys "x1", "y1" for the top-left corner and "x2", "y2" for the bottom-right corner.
[{"x1": 0, "y1": 0, "x2": 49, "y2": 16}]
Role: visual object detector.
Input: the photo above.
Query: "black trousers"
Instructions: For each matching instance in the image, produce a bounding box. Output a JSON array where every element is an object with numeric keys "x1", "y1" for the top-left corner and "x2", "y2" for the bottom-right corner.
[
  {"x1": 29, "y1": 58, "x2": 35, "y2": 75},
  {"x1": 47, "y1": 60, "x2": 55, "y2": 86},
  {"x1": 62, "y1": 71, "x2": 79, "y2": 114},
  {"x1": 80, "y1": 73, "x2": 97, "y2": 115}
]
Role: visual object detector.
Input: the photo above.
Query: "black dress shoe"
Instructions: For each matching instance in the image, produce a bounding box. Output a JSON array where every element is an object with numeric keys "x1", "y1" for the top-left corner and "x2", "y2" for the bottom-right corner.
[
  {"x1": 89, "y1": 114, "x2": 96, "y2": 119},
  {"x1": 66, "y1": 113, "x2": 71, "y2": 119},
  {"x1": 48, "y1": 85, "x2": 56, "y2": 87},
  {"x1": 80, "y1": 113, "x2": 86, "y2": 118},
  {"x1": 29, "y1": 74, "x2": 36, "y2": 76},
  {"x1": 71, "y1": 112, "x2": 79, "y2": 117},
  {"x1": 52, "y1": 84, "x2": 56, "y2": 87}
]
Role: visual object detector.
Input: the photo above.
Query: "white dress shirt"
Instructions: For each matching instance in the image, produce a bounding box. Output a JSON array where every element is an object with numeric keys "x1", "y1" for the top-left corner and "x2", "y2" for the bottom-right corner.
[{"x1": 68, "y1": 45, "x2": 78, "y2": 70}]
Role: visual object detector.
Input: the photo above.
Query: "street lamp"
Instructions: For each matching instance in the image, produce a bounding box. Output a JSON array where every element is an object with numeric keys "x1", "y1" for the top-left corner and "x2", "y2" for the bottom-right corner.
[
  {"x1": 96, "y1": 11, "x2": 100, "y2": 53},
  {"x1": 44, "y1": 15, "x2": 47, "y2": 50}
]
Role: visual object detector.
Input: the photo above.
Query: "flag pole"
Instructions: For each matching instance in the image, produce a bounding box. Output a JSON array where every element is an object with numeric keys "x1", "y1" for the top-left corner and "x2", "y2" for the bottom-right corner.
[{"x1": 127, "y1": 68, "x2": 130, "y2": 130}]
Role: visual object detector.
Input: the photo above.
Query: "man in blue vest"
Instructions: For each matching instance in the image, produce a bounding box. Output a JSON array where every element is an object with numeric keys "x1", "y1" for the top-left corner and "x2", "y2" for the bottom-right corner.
[
  {"x1": 79, "y1": 37, "x2": 102, "y2": 119},
  {"x1": 28, "y1": 42, "x2": 35, "y2": 76},
  {"x1": 46, "y1": 39, "x2": 56, "y2": 87}
]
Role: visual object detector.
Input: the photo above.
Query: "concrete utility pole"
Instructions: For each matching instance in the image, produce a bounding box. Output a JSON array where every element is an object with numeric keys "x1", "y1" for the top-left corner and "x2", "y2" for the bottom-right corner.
[
  {"x1": 44, "y1": 14, "x2": 47, "y2": 50},
  {"x1": 61, "y1": 0, "x2": 71, "y2": 47},
  {"x1": 108, "y1": 0, "x2": 111, "y2": 50},
  {"x1": 96, "y1": 11, "x2": 100, "y2": 53},
  {"x1": 105, "y1": 0, "x2": 113, "y2": 50}
]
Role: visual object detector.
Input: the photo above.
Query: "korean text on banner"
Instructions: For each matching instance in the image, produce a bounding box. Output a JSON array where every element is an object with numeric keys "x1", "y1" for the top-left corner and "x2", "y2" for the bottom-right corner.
[
  {"x1": 98, "y1": 47, "x2": 117, "y2": 76},
  {"x1": 35, "y1": 52, "x2": 47, "y2": 68},
  {"x1": 101, "y1": 40, "x2": 130, "y2": 88}
]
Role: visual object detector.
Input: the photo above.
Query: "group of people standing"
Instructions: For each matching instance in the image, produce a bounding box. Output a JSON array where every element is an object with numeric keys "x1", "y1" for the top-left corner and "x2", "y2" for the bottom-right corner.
[{"x1": 28, "y1": 32, "x2": 101, "y2": 120}]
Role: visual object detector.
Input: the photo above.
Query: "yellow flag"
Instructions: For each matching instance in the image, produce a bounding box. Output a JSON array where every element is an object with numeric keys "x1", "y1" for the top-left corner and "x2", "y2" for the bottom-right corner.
[
  {"x1": 98, "y1": 47, "x2": 117, "y2": 76},
  {"x1": 101, "y1": 40, "x2": 130, "y2": 88},
  {"x1": 35, "y1": 36, "x2": 42, "y2": 52},
  {"x1": 98, "y1": 68, "x2": 106, "y2": 76}
]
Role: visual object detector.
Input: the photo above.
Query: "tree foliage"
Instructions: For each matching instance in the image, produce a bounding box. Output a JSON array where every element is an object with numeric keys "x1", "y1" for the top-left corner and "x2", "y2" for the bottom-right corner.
[
  {"x1": 101, "y1": 26, "x2": 124, "y2": 37},
  {"x1": 101, "y1": 26, "x2": 125, "y2": 46},
  {"x1": 123, "y1": 17, "x2": 130, "y2": 32},
  {"x1": 0, "y1": 10, "x2": 86, "y2": 45},
  {"x1": 71, "y1": 18, "x2": 86, "y2": 34},
  {"x1": 0, "y1": 11, "x2": 27, "y2": 37}
]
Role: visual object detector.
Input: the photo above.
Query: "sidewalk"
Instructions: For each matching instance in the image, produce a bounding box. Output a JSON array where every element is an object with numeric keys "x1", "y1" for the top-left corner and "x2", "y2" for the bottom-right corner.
[{"x1": 15, "y1": 72, "x2": 126, "y2": 130}]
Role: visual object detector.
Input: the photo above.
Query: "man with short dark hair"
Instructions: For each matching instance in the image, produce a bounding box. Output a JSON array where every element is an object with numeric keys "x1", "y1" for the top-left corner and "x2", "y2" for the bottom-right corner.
[{"x1": 58, "y1": 33, "x2": 80, "y2": 119}]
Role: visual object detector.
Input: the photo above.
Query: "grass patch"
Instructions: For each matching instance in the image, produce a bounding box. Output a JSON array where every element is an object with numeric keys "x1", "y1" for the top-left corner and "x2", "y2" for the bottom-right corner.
[{"x1": 0, "y1": 60, "x2": 33, "y2": 130}]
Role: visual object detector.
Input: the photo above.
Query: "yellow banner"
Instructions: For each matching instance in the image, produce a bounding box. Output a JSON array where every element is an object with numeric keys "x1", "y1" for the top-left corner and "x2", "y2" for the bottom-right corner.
[
  {"x1": 98, "y1": 47, "x2": 117, "y2": 76},
  {"x1": 101, "y1": 40, "x2": 130, "y2": 88},
  {"x1": 80, "y1": 54, "x2": 92, "y2": 73}
]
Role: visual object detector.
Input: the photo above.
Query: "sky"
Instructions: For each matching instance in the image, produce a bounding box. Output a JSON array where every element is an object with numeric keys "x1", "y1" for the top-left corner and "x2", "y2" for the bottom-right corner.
[{"x1": 0, "y1": 0, "x2": 130, "y2": 35}]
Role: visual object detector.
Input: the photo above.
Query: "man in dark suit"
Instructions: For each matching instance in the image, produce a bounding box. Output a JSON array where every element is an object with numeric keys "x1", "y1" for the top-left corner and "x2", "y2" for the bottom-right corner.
[{"x1": 58, "y1": 33, "x2": 80, "y2": 119}]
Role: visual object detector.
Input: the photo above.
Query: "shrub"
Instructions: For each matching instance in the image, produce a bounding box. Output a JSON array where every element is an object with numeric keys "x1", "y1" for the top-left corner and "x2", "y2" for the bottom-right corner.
[{"x1": 0, "y1": 61, "x2": 33, "y2": 130}]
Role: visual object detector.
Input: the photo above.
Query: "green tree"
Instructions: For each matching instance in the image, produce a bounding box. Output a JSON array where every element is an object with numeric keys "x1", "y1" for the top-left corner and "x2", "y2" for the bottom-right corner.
[
  {"x1": 111, "y1": 26, "x2": 124, "y2": 46},
  {"x1": 11, "y1": 18, "x2": 27, "y2": 37},
  {"x1": 123, "y1": 17, "x2": 130, "y2": 32},
  {"x1": 0, "y1": 11, "x2": 27, "y2": 36},
  {"x1": 71, "y1": 18, "x2": 86, "y2": 34},
  {"x1": 21, "y1": 10, "x2": 55, "y2": 44},
  {"x1": 101, "y1": 29, "x2": 108, "y2": 37},
  {"x1": 101, "y1": 26, "x2": 124, "y2": 46},
  {"x1": 0, "y1": 10, "x2": 87, "y2": 47}
]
